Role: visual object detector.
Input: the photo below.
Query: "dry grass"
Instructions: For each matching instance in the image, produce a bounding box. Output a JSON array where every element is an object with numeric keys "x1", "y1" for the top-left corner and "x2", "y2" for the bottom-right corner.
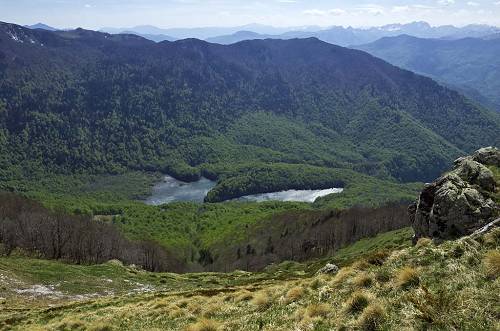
[
  {"x1": 185, "y1": 319, "x2": 220, "y2": 331},
  {"x1": 285, "y1": 286, "x2": 304, "y2": 303},
  {"x1": 87, "y1": 323, "x2": 114, "y2": 331},
  {"x1": 483, "y1": 250, "x2": 500, "y2": 279},
  {"x1": 353, "y1": 273, "x2": 374, "y2": 288},
  {"x1": 352, "y1": 260, "x2": 371, "y2": 271},
  {"x1": 202, "y1": 301, "x2": 221, "y2": 318},
  {"x1": 235, "y1": 290, "x2": 253, "y2": 302},
  {"x1": 345, "y1": 291, "x2": 371, "y2": 314},
  {"x1": 357, "y1": 303, "x2": 386, "y2": 330},
  {"x1": 395, "y1": 267, "x2": 420, "y2": 289},
  {"x1": 415, "y1": 238, "x2": 433, "y2": 249},
  {"x1": 56, "y1": 318, "x2": 86, "y2": 330},
  {"x1": 305, "y1": 303, "x2": 330, "y2": 318},
  {"x1": 251, "y1": 291, "x2": 271, "y2": 311},
  {"x1": 309, "y1": 278, "x2": 324, "y2": 290},
  {"x1": 483, "y1": 228, "x2": 500, "y2": 247},
  {"x1": 366, "y1": 250, "x2": 390, "y2": 266},
  {"x1": 169, "y1": 307, "x2": 185, "y2": 319},
  {"x1": 176, "y1": 299, "x2": 189, "y2": 308},
  {"x1": 332, "y1": 267, "x2": 355, "y2": 285}
]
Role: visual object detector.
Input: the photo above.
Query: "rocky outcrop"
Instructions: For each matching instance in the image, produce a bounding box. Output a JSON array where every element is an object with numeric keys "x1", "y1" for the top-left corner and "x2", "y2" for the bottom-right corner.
[
  {"x1": 316, "y1": 263, "x2": 339, "y2": 275},
  {"x1": 409, "y1": 147, "x2": 499, "y2": 242}
]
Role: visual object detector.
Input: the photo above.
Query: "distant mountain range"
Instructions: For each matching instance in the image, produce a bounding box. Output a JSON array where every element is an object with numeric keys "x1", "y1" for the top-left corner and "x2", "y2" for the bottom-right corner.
[
  {"x1": 27, "y1": 21, "x2": 500, "y2": 46},
  {"x1": 99, "y1": 23, "x2": 321, "y2": 40},
  {"x1": 24, "y1": 23, "x2": 58, "y2": 31},
  {"x1": 356, "y1": 34, "x2": 500, "y2": 111},
  {"x1": 206, "y1": 21, "x2": 500, "y2": 46}
]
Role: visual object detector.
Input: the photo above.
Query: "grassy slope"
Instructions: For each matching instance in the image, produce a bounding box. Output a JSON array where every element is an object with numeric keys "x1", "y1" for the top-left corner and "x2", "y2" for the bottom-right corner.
[{"x1": 1, "y1": 228, "x2": 498, "y2": 330}]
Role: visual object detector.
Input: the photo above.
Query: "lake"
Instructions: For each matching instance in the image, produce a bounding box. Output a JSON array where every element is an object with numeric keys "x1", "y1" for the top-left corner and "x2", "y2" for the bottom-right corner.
[{"x1": 145, "y1": 175, "x2": 343, "y2": 205}]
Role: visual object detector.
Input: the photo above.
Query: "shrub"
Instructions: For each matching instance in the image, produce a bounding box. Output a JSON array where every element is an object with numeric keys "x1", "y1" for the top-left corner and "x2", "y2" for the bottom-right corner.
[
  {"x1": 357, "y1": 303, "x2": 386, "y2": 330},
  {"x1": 395, "y1": 267, "x2": 420, "y2": 289},
  {"x1": 345, "y1": 291, "x2": 370, "y2": 313},
  {"x1": 483, "y1": 250, "x2": 500, "y2": 279}
]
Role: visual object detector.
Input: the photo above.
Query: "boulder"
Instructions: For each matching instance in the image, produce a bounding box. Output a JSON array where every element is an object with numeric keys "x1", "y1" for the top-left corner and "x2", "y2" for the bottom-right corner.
[
  {"x1": 409, "y1": 147, "x2": 499, "y2": 242},
  {"x1": 316, "y1": 263, "x2": 339, "y2": 275}
]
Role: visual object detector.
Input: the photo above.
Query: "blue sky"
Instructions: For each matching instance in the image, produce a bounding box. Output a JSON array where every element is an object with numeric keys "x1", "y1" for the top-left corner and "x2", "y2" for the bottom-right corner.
[{"x1": 1, "y1": 0, "x2": 499, "y2": 29}]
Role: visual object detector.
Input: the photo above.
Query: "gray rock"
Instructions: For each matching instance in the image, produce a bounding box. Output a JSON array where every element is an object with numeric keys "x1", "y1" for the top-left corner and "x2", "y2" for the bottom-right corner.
[
  {"x1": 316, "y1": 263, "x2": 339, "y2": 275},
  {"x1": 410, "y1": 147, "x2": 499, "y2": 241},
  {"x1": 472, "y1": 147, "x2": 500, "y2": 167}
]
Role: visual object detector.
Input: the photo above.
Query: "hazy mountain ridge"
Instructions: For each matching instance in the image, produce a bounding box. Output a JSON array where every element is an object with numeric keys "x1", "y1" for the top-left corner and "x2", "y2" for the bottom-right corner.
[
  {"x1": 204, "y1": 21, "x2": 500, "y2": 46},
  {"x1": 356, "y1": 34, "x2": 500, "y2": 111}
]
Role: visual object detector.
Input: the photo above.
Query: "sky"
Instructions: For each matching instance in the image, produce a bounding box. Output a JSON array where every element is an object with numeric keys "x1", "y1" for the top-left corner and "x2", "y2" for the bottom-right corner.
[{"x1": 1, "y1": 0, "x2": 499, "y2": 29}]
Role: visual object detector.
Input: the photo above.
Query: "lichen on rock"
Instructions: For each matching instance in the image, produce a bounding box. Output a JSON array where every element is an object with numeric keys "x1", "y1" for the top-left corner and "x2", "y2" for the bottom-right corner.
[{"x1": 409, "y1": 146, "x2": 499, "y2": 242}]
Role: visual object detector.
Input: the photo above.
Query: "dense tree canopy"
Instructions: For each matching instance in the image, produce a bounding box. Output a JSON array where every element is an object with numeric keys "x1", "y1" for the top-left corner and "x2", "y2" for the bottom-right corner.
[{"x1": 0, "y1": 22, "x2": 499, "y2": 198}]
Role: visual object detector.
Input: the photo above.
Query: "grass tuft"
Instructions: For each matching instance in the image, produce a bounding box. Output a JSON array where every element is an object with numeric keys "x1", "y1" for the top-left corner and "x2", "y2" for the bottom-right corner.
[
  {"x1": 185, "y1": 319, "x2": 220, "y2": 331},
  {"x1": 251, "y1": 291, "x2": 271, "y2": 311},
  {"x1": 345, "y1": 291, "x2": 370, "y2": 314},
  {"x1": 235, "y1": 290, "x2": 254, "y2": 302},
  {"x1": 357, "y1": 303, "x2": 386, "y2": 330},
  {"x1": 305, "y1": 303, "x2": 330, "y2": 318},
  {"x1": 353, "y1": 273, "x2": 374, "y2": 288},
  {"x1": 415, "y1": 237, "x2": 433, "y2": 249},
  {"x1": 483, "y1": 250, "x2": 500, "y2": 279},
  {"x1": 285, "y1": 286, "x2": 304, "y2": 303},
  {"x1": 395, "y1": 267, "x2": 420, "y2": 289}
]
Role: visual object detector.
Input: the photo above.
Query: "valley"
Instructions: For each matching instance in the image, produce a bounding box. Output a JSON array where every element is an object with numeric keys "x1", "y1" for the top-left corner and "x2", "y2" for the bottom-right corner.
[{"x1": 0, "y1": 11, "x2": 499, "y2": 331}]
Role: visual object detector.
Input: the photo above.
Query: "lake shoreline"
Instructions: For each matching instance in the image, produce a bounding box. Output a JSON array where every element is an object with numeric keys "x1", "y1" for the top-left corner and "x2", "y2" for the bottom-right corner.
[{"x1": 145, "y1": 175, "x2": 343, "y2": 205}]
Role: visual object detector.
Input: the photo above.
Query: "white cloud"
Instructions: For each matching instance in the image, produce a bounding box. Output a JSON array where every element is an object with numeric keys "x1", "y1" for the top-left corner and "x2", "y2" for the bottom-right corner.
[
  {"x1": 467, "y1": 1, "x2": 480, "y2": 6},
  {"x1": 355, "y1": 5, "x2": 385, "y2": 16},
  {"x1": 329, "y1": 9, "x2": 346, "y2": 16},
  {"x1": 84, "y1": 4, "x2": 92, "y2": 8},
  {"x1": 302, "y1": 8, "x2": 346, "y2": 16},
  {"x1": 438, "y1": 0, "x2": 455, "y2": 5},
  {"x1": 392, "y1": 6, "x2": 410, "y2": 13}
]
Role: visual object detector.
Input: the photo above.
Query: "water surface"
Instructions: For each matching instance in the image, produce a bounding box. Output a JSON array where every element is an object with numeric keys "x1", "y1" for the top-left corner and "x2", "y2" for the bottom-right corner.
[
  {"x1": 145, "y1": 176, "x2": 216, "y2": 205},
  {"x1": 236, "y1": 188, "x2": 344, "y2": 203},
  {"x1": 146, "y1": 175, "x2": 343, "y2": 205}
]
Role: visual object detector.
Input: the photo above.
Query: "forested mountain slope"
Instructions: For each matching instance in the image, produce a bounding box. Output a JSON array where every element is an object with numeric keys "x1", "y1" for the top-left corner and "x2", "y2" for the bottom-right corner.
[
  {"x1": 0, "y1": 22, "x2": 499, "y2": 196},
  {"x1": 356, "y1": 34, "x2": 500, "y2": 111}
]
